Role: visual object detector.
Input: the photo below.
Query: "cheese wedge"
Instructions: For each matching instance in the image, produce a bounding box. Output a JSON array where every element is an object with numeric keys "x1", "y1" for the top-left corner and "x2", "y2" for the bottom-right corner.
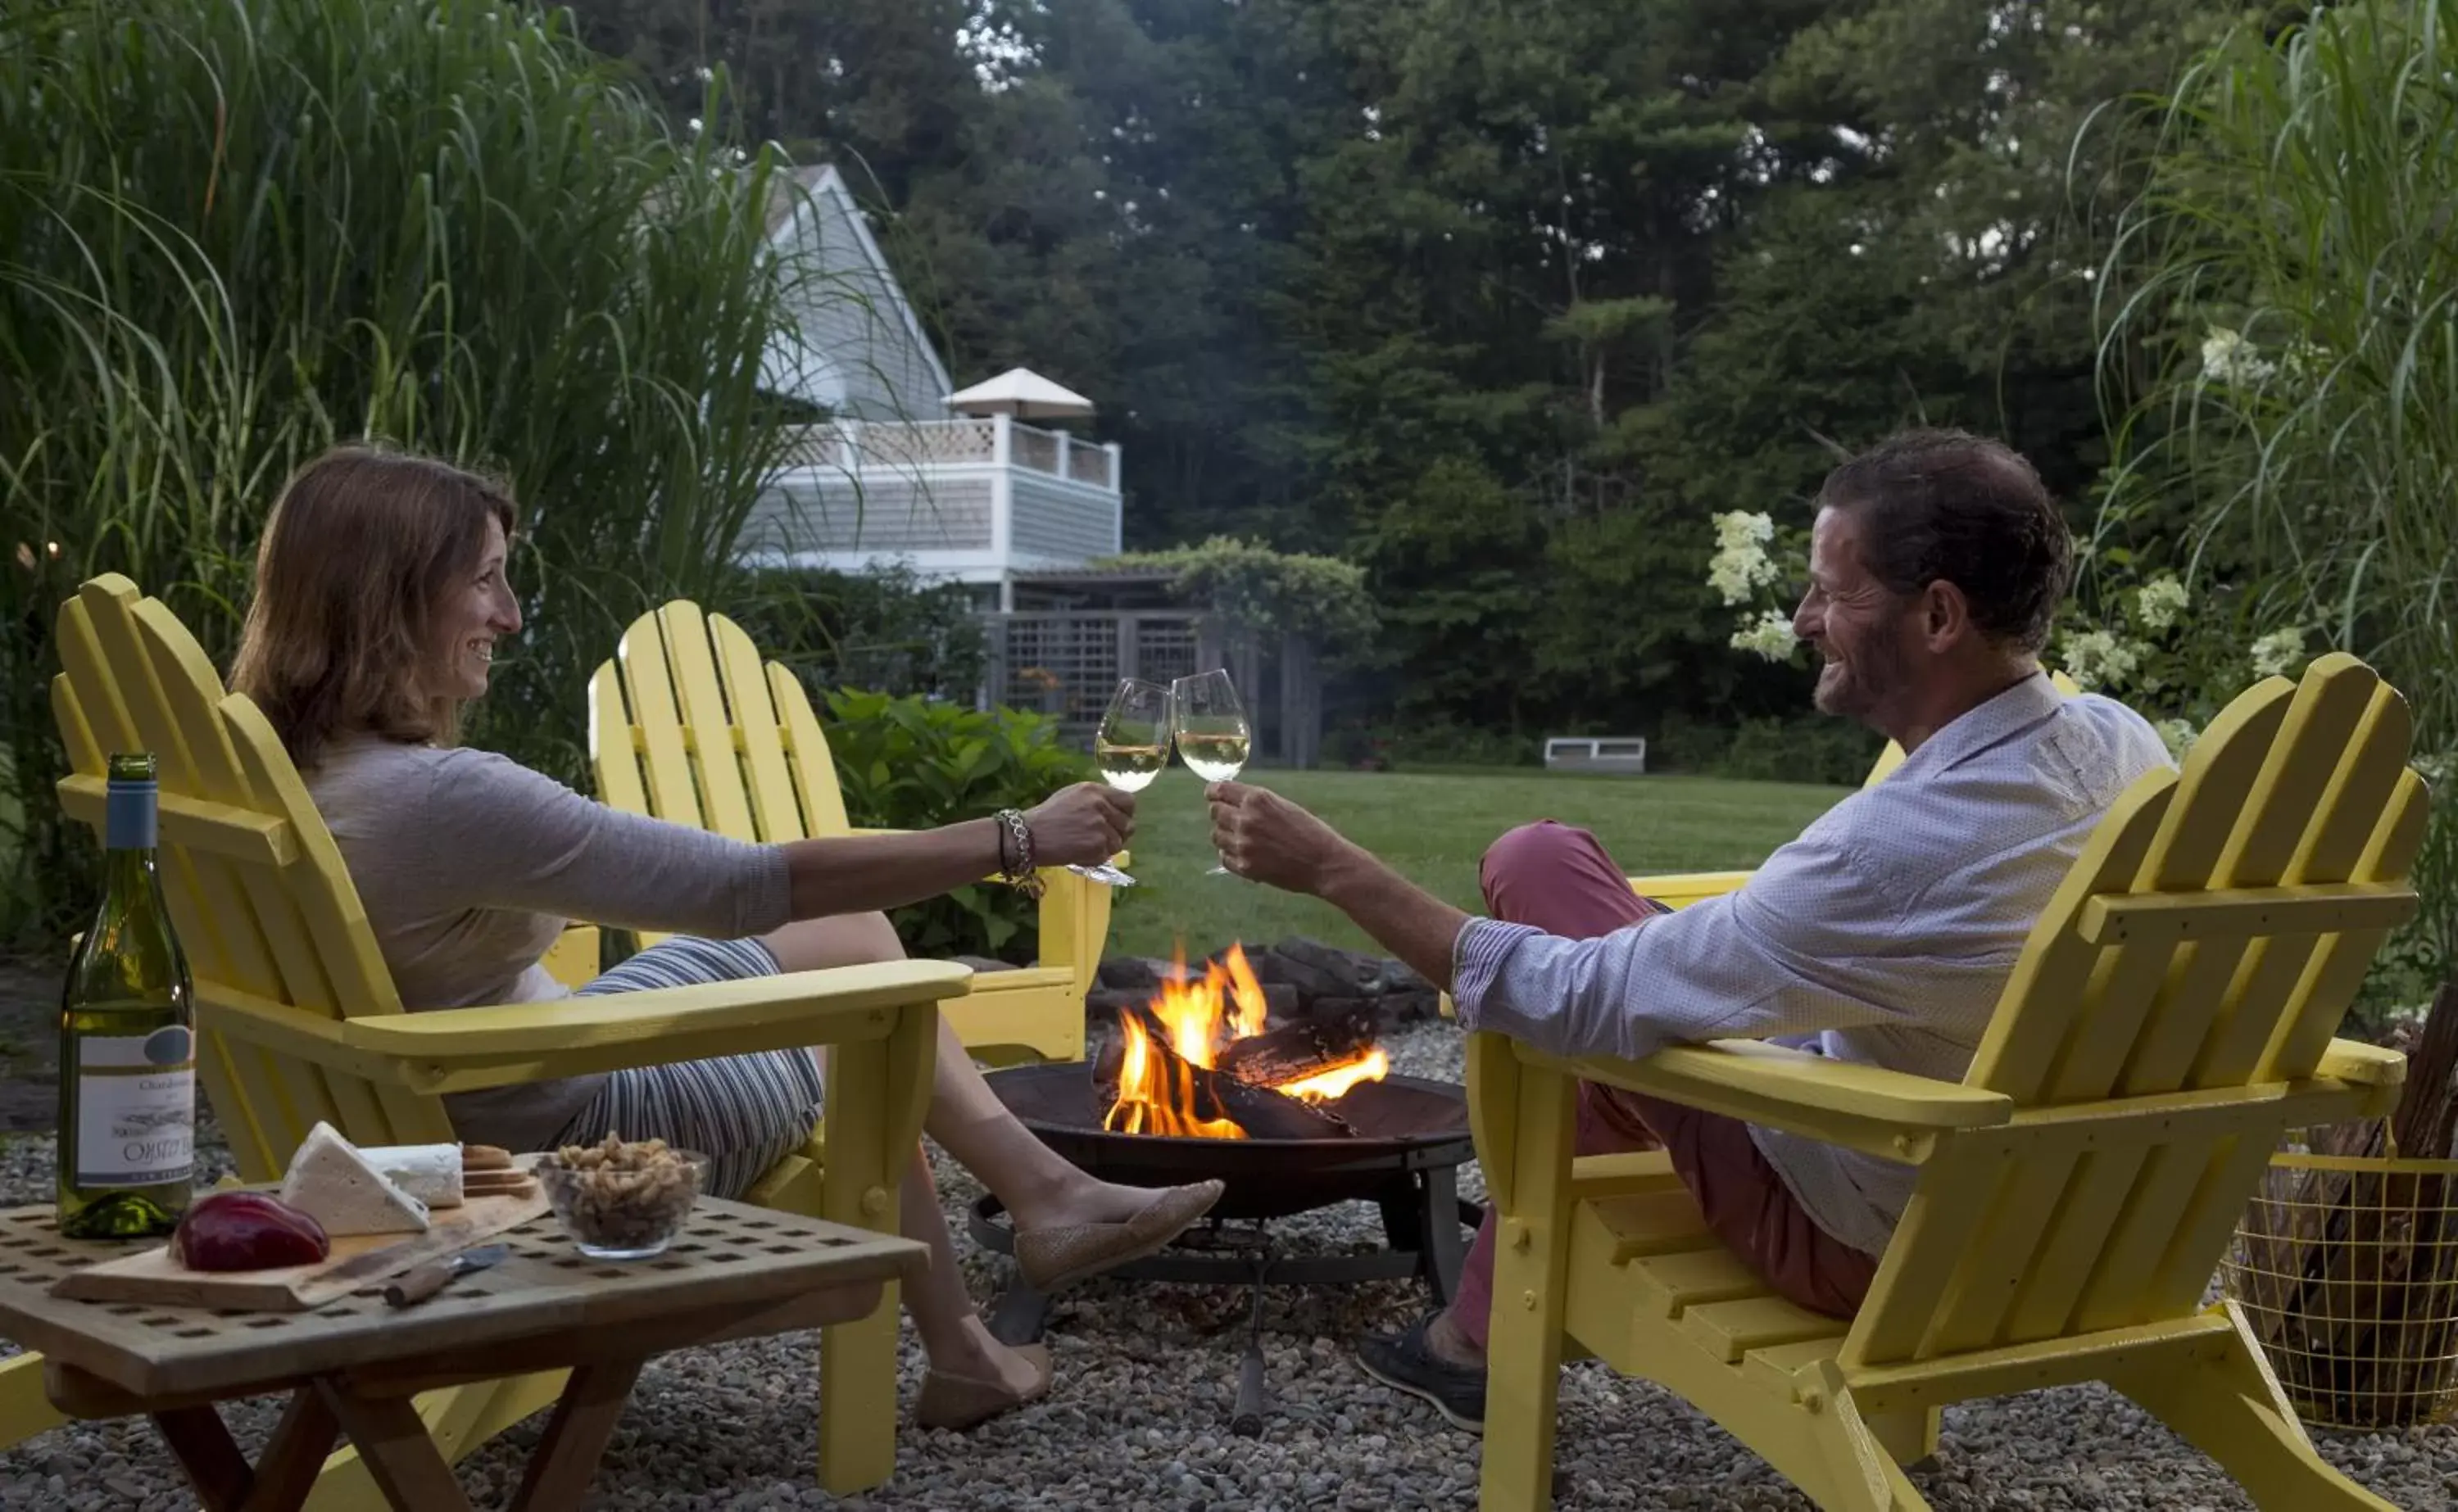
[
  {"x1": 279, "y1": 1122, "x2": 431, "y2": 1236},
  {"x1": 356, "y1": 1143, "x2": 465, "y2": 1208}
]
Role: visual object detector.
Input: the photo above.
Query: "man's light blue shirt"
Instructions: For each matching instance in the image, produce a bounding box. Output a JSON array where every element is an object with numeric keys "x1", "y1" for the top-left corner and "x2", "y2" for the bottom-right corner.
[{"x1": 1451, "y1": 672, "x2": 2174, "y2": 1255}]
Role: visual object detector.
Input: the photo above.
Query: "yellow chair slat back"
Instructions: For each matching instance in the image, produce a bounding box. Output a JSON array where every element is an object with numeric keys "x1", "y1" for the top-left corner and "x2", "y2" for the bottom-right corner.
[
  {"x1": 603, "y1": 604, "x2": 857, "y2": 845},
  {"x1": 595, "y1": 605, "x2": 845, "y2": 950},
  {"x1": 588, "y1": 600, "x2": 1095, "y2": 1065},
  {"x1": 656, "y1": 600, "x2": 764, "y2": 842},
  {"x1": 720, "y1": 620, "x2": 810, "y2": 843},
  {"x1": 52, "y1": 576, "x2": 451, "y2": 1179},
  {"x1": 772, "y1": 661, "x2": 853, "y2": 837},
  {"x1": 614, "y1": 605, "x2": 710, "y2": 835},
  {"x1": 1845, "y1": 654, "x2": 2425, "y2": 1370}
]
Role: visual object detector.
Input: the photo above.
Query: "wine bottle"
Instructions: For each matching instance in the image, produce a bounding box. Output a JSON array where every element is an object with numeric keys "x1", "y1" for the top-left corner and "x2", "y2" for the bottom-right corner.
[{"x1": 57, "y1": 752, "x2": 197, "y2": 1238}]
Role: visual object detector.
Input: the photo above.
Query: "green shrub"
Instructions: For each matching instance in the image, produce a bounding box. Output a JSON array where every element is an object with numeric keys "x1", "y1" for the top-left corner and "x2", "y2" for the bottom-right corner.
[
  {"x1": 820, "y1": 689, "x2": 1095, "y2": 963},
  {"x1": 732, "y1": 564, "x2": 988, "y2": 702},
  {"x1": 1644, "y1": 712, "x2": 1733, "y2": 776},
  {"x1": 1716, "y1": 718, "x2": 1884, "y2": 787},
  {"x1": 1320, "y1": 715, "x2": 1539, "y2": 771},
  {"x1": 1649, "y1": 712, "x2": 1880, "y2": 785}
]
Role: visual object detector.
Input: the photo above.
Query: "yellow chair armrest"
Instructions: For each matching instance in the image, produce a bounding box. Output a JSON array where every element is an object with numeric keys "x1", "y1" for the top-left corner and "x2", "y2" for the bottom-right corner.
[
  {"x1": 322, "y1": 960, "x2": 973, "y2": 1093},
  {"x1": 2314, "y1": 1035, "x2": 2405, "y2": 1089},
  {"x1": 1514, "y1": 1037, "x2": 2012, "y2": 1161},
  {"x1": 1624, "y1": 869, "x2": 1755, "y2": 910}
]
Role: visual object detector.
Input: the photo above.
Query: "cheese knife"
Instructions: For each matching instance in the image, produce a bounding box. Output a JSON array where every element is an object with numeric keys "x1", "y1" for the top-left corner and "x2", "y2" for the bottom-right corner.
[{"x1": 383, "y1": 1243, "x2": 511, "y2": 1307}]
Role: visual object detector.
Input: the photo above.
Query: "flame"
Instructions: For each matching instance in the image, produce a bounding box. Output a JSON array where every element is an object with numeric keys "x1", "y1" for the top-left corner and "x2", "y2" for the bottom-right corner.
[
  {"x1": 1105, "y1": 1012, "x2": 1245, "y2": 1139},
  {"x1": 1101, "y1": 942, "x2": 1387, "y2": 1138},
  {"x1": 1277, "y1": 1048, "x2": 1391, "y2": 1102}
]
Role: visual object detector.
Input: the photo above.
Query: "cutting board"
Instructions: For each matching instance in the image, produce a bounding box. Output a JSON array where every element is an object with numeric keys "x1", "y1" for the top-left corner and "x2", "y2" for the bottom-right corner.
[{"x1": 51, "y1": 1188, "x2": 550, "y2": 1312}]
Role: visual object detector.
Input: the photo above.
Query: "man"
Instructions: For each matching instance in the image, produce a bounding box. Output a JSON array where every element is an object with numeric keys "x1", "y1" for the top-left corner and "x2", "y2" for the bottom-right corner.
[{"x1": 1205, "y1": 428, "x2": 2173, "y2": 1432}]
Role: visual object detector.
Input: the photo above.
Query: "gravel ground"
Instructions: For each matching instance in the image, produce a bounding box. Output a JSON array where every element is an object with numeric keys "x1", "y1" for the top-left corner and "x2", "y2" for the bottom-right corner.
[{"x1": 2, "y1": 1023, "x2": 2453, "y2": 1510}]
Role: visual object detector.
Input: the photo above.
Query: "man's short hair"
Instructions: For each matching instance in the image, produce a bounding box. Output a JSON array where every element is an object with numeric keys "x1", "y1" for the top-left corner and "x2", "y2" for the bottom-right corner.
[{"x1": 1816, "y1": 428, "x2": 2072, "y2": 654}]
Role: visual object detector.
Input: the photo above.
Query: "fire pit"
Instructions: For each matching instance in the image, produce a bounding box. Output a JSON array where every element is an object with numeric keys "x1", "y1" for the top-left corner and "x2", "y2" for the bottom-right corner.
[{"x1": 968, "y1": 946, "x2": 1482, "y2": 1433}]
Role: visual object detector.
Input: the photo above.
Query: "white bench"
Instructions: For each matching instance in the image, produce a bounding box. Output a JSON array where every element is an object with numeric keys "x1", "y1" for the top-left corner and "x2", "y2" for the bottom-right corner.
[{"x1": 1543, "y1": 736, "x2": 1648, "y2": 775}]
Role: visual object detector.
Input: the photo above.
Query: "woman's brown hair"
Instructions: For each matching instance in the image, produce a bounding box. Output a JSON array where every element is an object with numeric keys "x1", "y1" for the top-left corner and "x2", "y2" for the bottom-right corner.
[{"x1": 231, "y1": 443, "x2": 516, "y2": 769}]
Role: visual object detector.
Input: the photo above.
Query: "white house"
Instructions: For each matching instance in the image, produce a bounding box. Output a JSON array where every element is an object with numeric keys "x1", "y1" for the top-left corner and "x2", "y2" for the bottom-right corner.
[{"x1": 737, "y1": 165, "x2": 1123, "y2": 611}]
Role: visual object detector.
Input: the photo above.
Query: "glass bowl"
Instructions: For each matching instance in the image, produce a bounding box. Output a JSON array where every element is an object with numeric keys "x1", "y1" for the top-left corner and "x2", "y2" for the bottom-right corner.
[{"x1": 535, "y1": 1146, "x2": 709, "y2": 1261}]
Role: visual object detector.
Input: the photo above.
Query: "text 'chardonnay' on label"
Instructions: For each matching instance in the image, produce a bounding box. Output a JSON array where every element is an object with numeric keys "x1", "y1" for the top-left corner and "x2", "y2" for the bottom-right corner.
[{"x1": 58, "y1": 752, "x2": 197, "y2": 1239}]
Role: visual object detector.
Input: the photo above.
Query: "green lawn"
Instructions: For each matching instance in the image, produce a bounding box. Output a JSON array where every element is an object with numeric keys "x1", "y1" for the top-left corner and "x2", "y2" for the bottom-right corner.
[{"x1": 1103, "y1": 766, "x2": 1851, "y2": 961}]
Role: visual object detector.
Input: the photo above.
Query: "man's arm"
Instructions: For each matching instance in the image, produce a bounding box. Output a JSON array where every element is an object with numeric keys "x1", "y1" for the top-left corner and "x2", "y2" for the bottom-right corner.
[
  {"x1": 1313, "y1": 845, "x2": 1472, "y2": 992},
  {"x1": 1211, "y1": 779, "x2": 1921, "y2": 1066},
  {"x1": 1206, "y1": 781, "x2": 1467, "y2": 987}
]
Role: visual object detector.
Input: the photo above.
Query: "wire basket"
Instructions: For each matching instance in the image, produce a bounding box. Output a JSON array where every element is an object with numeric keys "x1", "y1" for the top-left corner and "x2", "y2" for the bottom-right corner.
[{"x1": 2222, "y1": 1144, "x2": 2458, "y2": 1429}]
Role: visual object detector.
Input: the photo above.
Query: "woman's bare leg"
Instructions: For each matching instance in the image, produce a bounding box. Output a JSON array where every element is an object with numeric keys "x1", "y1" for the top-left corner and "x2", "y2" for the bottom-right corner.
[
  {"x1": 897, "y1": 1147, "x2": 1043, "y2": 1392},
  {"x1": 761, "y1": 916, "x2": 1197, "y2": 1227}
]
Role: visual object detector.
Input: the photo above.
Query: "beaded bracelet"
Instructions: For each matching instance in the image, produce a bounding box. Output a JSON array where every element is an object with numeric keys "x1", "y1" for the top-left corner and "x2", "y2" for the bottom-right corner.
[{"x1": 993, "y1": 808, "x2": 1045, "y2": 899}]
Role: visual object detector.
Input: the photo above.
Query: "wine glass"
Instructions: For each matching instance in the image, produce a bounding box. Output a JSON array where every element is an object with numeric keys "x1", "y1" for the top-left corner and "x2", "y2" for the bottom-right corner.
[
  {"x1": 1170, "y1": 668, "x2": 1251, "y2": 874},
  {"x1": 1068, "y1": 678, "x2": 1172, "y2": 886}
]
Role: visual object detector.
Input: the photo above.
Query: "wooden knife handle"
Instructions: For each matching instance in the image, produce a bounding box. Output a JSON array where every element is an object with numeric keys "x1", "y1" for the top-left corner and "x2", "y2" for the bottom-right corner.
[{"x1": 384, "y1": 1261, "x2": 456, "y2": 1308}]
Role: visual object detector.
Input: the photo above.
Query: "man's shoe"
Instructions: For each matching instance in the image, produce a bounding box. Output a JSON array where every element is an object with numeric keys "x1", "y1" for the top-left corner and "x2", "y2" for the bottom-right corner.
[{"x1": 1355, "y1": 1312, "x2": 1485, "y2": 1433}]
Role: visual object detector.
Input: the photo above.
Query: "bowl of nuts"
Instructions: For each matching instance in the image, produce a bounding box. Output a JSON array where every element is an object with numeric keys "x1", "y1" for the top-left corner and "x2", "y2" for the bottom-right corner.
[{"x1": 536, "y1": 1135, "x2": 708, "y2": 1260}]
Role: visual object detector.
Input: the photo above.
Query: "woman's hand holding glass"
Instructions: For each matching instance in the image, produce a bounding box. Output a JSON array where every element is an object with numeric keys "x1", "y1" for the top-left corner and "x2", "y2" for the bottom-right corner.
[
  {"x1": 1066, "y1": 677, "x2": 1172, "y2": 885},
  {"x1": 1027, "y1": 781, "x2": 1136, "y2": 870}
]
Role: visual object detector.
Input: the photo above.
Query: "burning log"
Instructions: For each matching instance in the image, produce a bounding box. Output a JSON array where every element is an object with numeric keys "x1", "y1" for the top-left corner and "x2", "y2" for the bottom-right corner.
[
  {"x1": 1096, "y1": 1007, "x2": 1358, "y2": 1140},
  {"x1": 1217, "y1": 1010, "x2": 1378, "y2": 1089}
]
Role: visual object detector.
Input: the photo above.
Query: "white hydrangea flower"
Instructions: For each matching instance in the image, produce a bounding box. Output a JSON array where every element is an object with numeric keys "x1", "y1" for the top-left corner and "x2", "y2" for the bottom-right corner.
[
  {"x1": 2200, "y1": 326, "x2": 2276, "y2": 386},
  {"x1": 2413, "y1": 750, "x2": 2451, "y2": 788},
  {"x1": 2279, "y1": 338, "x2": 2329, "y2": 381},
  {"x1": 1729, "y1": 609, "x2": 1798, "y2": 661},
  {"x1": 2248, "y1": 627, "x2": 2305, "y2": 679},
  {"x1": 2133, "y1": 574, "x2": 2189, "y2": 632},
  {"x1": 2057, "y1": 628, "x2": 2142, "y2": 691},
  {"x1": 1707, "y1": 510, "x2": 1783, "y2": 606},
  {"x1": 2153, "y1": 718, "x2": 2199, "y2": 758}
]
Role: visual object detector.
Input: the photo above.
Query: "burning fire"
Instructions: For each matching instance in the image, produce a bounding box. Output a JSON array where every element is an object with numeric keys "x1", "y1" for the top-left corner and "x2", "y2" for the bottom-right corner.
[{"x1": 1102, "y1": 943, "x2": 1390, "y2": 1139}]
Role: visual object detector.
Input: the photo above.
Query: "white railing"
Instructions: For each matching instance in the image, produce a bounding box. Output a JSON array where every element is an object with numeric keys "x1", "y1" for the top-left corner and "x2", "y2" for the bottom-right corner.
[{"x1": 777, "y1": 416, "x2": 1118, "y2": 492}]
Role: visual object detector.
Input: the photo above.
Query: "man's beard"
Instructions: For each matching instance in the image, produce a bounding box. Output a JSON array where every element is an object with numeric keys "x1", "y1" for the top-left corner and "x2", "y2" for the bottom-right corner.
[{"x1": 1812, "y1": 627, "x2": 1912, "y2": 723}]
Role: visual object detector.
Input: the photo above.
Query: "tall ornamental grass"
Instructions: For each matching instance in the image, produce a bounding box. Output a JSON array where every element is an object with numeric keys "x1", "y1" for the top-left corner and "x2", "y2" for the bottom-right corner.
[
  {"x1": 2095, "y1": 0, "x2": 2458, "y2": 1012},
  {"x1": 0, "y1": 0, "x2": 819, "y2": 939}
]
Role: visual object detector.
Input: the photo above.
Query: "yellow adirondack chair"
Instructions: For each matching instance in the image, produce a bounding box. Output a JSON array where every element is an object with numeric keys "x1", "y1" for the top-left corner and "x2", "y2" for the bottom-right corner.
[
  {"x1": 1472, "y1": 651, "x2": 2428, "y2": 1510},
  {"x1": 582, "y1": 599, "x2": 1109, "y2": 1065},
  {"x1": 4, "y1": 574, "x2": 967, "y2": 1506}
]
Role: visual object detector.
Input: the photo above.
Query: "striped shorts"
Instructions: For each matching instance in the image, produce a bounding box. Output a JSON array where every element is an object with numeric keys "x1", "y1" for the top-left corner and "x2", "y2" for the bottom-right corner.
[{"x1": 550, "y1": 936, "x2": 826, "y2": 1200}]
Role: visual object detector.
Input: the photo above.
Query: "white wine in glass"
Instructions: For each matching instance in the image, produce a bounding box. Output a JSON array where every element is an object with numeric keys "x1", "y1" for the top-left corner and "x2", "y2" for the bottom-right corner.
[
  {"x1": 1095, "y1": 740, "x2": 1170, "y2": 792},
  {"x1": 1071, "y1": 678, "x2": 1172, "y2": 885},
  {"x1": 1170, "y1": 668, "x2": 1251, "y2": 872}
]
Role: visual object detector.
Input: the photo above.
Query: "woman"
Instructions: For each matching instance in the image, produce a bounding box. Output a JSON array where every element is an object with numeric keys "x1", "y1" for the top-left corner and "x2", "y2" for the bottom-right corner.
[{"x1": 231, "y1": 442, "x2": 1219, "y2": 1428}]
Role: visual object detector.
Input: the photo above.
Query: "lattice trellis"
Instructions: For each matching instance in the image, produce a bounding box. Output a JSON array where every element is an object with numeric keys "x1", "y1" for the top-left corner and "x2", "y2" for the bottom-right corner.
[
  {"x1": 988, "y1": 611, "x2": 1209, "y2": 745},
  {"x1": 996, "y1": 615, "x2": 1120, "y2": 736},
  {"x1": 1133, "y1": 617, "x2": 1200, "y2": 686}
]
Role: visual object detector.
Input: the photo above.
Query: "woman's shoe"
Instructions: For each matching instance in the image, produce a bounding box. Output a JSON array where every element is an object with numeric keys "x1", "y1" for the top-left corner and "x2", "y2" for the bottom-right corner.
[
  {"x1": 915, "y1": 1342, "x2": 1053, "y2": 1432},
  {"x1": 1013, "y1": 1179, "x2": 1226, "y2": 1294}
]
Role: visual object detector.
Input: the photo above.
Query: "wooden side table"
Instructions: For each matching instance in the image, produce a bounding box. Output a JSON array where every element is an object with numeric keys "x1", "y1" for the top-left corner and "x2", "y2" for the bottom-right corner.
[{"x1": 0, "y1": 1198, "x2": 925, "y2": 1510}]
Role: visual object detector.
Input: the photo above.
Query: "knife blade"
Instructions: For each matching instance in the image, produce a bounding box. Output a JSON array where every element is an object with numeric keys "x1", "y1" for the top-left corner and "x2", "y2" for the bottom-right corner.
[{"x1": 383, "y1": 1243, "x2": 511, "y2": 1308}]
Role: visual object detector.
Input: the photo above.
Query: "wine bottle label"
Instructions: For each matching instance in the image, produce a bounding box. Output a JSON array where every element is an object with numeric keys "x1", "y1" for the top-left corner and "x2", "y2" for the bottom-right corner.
[{"x1": 73, "y1": 1028, "x2": 195, "y2": 1186}]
